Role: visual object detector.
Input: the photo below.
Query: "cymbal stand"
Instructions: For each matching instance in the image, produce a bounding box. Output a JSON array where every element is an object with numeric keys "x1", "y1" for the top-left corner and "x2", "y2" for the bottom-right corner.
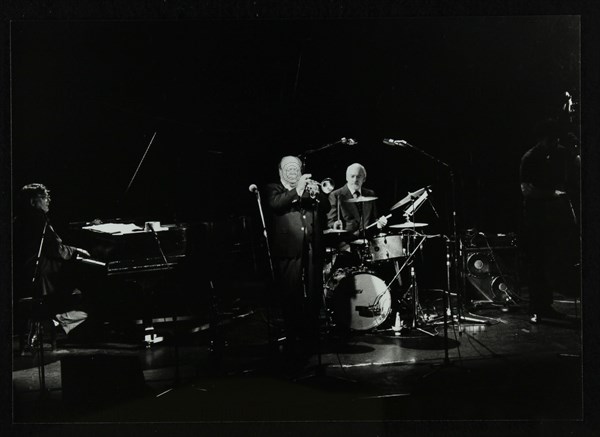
[
  {"x1": 406, "y1": 264, "x2": 432, "y2": 335},
  {"x1": 433, "y1": 235, "x2": 458, "y2": 363},
  {"x1": 383, "y1": 234, "x2": 435, "y2": 337},
  {"x1": 401, "y1": 194, "x2": 436, "y2": 334},
  {"x1": 356, "y1": 202, "x2": 370, "y2": 267}
]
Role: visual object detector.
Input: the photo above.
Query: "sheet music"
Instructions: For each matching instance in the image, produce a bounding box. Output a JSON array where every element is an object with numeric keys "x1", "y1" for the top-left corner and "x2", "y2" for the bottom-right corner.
[{"x1": 82, "y1": 223, "x2": 144, "y2": 235}]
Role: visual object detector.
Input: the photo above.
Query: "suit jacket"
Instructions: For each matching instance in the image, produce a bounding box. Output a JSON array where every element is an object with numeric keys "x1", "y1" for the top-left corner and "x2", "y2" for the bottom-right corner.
[
  {"x1": 264, "y1": 182, "x2": 330, "y2": 258},
  {"x1": 13, "y1": 209, "x2": 78, "y2": 298},
  {"x1": 327, "y1": 185, "x2": 379, "y2": 237}
]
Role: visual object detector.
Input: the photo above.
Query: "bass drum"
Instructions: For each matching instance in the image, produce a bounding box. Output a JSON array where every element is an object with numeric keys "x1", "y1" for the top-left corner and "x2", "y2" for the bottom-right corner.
[{"x1": 325, "y1": 268, "x2": 392, "y2": 331}]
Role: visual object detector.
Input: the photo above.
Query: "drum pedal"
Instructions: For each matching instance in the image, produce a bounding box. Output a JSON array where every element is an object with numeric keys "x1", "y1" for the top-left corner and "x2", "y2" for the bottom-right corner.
[{"x1": 144, "y1": 326, "x2": 164, "y2": 346}]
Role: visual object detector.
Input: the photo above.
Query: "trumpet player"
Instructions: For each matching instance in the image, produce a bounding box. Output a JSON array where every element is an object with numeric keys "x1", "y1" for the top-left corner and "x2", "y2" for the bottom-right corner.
[
  {"x1": 264, "y1": 155, "x2": 330, "y2": 362},
  {"x1": 327, "y1": 162, "x2": 388, "y2": 244}
]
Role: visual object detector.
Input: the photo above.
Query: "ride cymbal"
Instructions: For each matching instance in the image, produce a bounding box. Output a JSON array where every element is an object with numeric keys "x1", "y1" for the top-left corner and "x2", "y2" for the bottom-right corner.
[
  {"x1": 324, "y1": 229, "x2": 350, "y2": 234},
  {"x1": 389, "y1": 222, "x2": 429, "y2": 229},
  {"x1": 344, "y1": 196, "x2": 378, "y2": 203}
]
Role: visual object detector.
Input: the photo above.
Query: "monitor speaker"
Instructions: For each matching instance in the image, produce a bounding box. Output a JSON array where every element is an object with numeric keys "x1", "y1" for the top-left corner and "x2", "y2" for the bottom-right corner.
[{"x1": 462, "y1": 245, "x2": 520, "y2": 303}]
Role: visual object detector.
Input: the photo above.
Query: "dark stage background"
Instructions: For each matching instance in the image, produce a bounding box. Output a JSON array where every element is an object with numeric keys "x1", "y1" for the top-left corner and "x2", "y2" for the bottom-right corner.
[{"x1": 11, "y1": 16, "x2": 580, "y2": 237}]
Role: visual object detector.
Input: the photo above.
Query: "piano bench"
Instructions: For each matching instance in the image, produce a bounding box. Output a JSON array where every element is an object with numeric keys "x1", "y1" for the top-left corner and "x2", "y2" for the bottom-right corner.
[{"x1": 16, "y1": 297, "x2": 57, "y2": 355}]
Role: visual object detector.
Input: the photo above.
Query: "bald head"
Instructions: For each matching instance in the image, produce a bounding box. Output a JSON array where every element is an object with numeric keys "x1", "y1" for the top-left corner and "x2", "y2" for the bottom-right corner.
[{"x1": 346, "y1": 163, "x2": 367, "y2": 192}]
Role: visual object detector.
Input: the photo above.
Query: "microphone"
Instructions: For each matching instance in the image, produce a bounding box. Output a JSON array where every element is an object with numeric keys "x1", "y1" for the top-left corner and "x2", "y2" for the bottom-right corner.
[
  {"x1": 383, "y1": 138, "x2": 408, "y2": 147},
  {"x1": 248, "y1": 184, "x2": 258, "y2": 193},
  {"x1": 341, "y1": 137, "x2": 358, "y2": 145}
]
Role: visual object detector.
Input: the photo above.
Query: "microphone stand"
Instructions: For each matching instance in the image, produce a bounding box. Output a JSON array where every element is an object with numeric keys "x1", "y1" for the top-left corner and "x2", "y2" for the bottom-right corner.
[
  {"x1": 422, "y1": 235, "x2": 463, "y2": 379},
  {"x1": 295, "y1": 191, "x2": 355, "y2": 386},
  {"x1": 28, "y1": 220, "x2": 50, "y2": 399},
  {"x1": 250, "y1": 187, "x2": 276, "y2": 352},
  {"x1": 298, "y1": 137, "x2": 353, "y2": 159},
  {"x1": 392, "y1": 140, "x2": 478, "y2": 378},
  {"x1": 396, "y1": 141, "x2": 487, "y2": 326}
]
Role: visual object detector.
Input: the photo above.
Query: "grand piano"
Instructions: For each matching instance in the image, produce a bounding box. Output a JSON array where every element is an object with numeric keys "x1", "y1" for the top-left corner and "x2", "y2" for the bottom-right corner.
[
  {"x1": 69, "y1": 221, "x2": 188, "y2": 275},
  {"x1": 67, "y1": 221, "x2": 195, "y2": 335}
]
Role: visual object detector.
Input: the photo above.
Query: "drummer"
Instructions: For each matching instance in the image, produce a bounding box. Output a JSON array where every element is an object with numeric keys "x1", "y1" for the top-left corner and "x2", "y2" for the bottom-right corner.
[{"x1": 326, "y1": 163, "x2": 388, "y2": 251}]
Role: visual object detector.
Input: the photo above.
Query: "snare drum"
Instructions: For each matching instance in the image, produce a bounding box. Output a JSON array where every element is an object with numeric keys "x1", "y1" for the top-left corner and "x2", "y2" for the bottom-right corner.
[
  {"x1": 349, "y1": 239, "x2": 372, "y2": 264},
  {"x1": 368, "y1": 234, "x2": 406, "y2": 262},
  {"x1": 325, "y1": 268, "x2": 392, "y2": 331}
]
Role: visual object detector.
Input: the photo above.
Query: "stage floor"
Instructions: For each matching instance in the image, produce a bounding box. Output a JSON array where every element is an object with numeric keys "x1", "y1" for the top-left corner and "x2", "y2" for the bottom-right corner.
[{"x1": 12, "y1": 289, "x2": 582, "y2": 424}]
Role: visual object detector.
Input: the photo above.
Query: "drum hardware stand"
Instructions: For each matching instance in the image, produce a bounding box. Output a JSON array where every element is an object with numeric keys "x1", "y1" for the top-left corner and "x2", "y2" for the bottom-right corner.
[
  {"x1": 397, "y1": 191, "x2": 437, "y2": 335},
  {"x1": 406, "y1": 264, "x2": 436, "y2": 337},
  {"x1": 382, "y1": 234, "x2": 436, "y2": 337},
  {"x1": 356, "y1": 202, "x2": 371, "y2": 268}
]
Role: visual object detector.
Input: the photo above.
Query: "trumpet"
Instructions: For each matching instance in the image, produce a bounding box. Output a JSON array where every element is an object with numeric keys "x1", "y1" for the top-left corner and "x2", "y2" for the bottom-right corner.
[{"x1": 306, "y1": 177, "x2": 335, "y2": 197}]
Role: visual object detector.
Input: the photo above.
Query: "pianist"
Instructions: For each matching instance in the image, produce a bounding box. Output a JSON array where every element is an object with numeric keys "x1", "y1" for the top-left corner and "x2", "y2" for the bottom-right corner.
[{"x1": 14, "y1": 183, "x2": 91, "y2": 336}]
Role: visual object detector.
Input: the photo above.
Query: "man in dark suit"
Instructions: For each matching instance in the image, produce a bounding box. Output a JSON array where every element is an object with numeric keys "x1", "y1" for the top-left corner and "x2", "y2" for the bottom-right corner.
[
  {"x1": 327, "y1": 163, "x2": 388, "y2": 249},
  {"x1": 264, "y1": 156, "x2": 330, "y2": 358}
]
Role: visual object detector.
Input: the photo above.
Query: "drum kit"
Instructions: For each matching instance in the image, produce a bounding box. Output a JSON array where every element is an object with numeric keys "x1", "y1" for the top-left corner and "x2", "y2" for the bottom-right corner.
[{"x1": 322, "y1": 187, "x2": 438, "y2": 335}]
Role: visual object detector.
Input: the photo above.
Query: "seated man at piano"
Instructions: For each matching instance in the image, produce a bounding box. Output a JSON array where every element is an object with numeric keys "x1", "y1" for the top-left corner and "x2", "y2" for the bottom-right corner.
[
  {"x1": 14, "y1": 183, "x2": 92, "y2": 338},
  {"x1": 327, "y1": 163, "x2": 388, "y2": 248}
]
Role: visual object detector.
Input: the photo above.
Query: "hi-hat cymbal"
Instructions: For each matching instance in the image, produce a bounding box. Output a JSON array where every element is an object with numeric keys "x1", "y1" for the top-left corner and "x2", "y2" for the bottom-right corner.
[
  {"x1": 344, "y1": 196, "x2": 378, "y2": 203},
  {"x1": 324, "y1": 228, "x2": 350, "y2": 234},
  {"x1": 389, "y1": 221, "x2": 429, "y2": 229}
]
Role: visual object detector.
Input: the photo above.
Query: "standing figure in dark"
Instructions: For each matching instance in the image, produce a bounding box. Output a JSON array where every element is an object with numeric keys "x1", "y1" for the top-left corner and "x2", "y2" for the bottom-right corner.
[
  {"x1": 13, "y1": 183, "x2": 91, "y2": 344},
  {"x1": 264, "y1": 156, "x2": 330, "y2": 359},
  {"x1": 520, "y1": 119, "x2": 580, "y2": 323}
]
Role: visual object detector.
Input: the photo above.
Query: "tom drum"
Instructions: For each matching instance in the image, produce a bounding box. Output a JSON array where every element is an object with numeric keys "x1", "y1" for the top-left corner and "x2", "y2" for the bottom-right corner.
[{"x1": 368, "y1": 234, "x2": 405, "y2": 262}]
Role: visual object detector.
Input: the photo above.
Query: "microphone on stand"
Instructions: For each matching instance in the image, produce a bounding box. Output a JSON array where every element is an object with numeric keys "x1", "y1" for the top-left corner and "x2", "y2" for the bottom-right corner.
[
  {"x1": 300, "y1": 137, "x2": 358, "y2": 158},
  {"x1": 383, "y1": 138, "x2": 409, "y2": 147},
  {"x1": 248, "y1": 182, "x2": 275, "y2": 283},
  {"x1": 341, "y1": 137, "x2": 358, "y2": 145}
]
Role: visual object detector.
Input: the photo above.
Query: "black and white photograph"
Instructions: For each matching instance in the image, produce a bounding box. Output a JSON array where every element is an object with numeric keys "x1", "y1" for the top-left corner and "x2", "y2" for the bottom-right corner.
[{"x1": 2, "y1": 2, "x2": 598, "y2": 436}]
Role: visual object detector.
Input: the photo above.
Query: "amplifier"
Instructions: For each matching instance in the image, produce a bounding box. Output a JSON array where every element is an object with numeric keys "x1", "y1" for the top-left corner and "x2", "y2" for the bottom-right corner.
[{"x1": 460, "y1": 232, "x2": 520, "y2": 303}]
